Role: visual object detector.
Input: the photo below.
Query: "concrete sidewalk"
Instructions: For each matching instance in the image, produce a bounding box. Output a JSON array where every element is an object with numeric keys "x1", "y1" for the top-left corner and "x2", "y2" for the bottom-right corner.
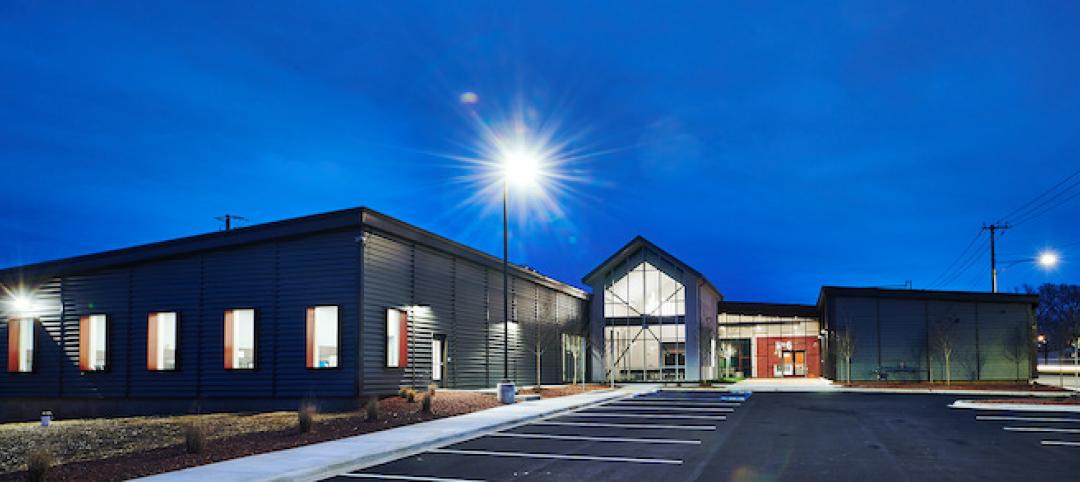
[
  {"x1": 137, "y1": 385, "x2": 653, "y2": 482},
  {"x1": 950, "y1": 399, "x2": 1080, "y2": 412}
]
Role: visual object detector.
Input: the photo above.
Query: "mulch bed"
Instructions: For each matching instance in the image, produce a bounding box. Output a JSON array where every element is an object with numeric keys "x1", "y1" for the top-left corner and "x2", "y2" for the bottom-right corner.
[
  {"x1": 519, "y1": 384, "x2": 612, "y2": 398},
  {"x1": 842, "y1": 381, "x2": 1069, "y2": 391},
  {"x1": 0, "y1": 393, "x2": 500, "y2": 482}
]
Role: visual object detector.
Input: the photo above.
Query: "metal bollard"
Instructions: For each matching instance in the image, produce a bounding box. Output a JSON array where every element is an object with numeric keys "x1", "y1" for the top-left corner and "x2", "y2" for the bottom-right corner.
[{"x1": 40, "y1": 410, "x2": 52, "y2": 427}]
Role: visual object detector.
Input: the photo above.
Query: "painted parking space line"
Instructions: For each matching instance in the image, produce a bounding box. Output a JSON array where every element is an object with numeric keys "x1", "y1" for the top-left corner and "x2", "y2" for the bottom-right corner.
[
  {"x1": 342, "y1": 473, "x2": 485, "y2": 482},
  {"x1": 562, "y1": 412, "x2": 728, "y2": 420},
  {"x1": 427, "y1": 448, "x2": 682, "y2": 465},
  {"x1": 533, "y1": 421, "x2": 717, "y2": 430},
  {"x1": 588, "y1": 406, "x2": 735, "y2": 412},
  {"x1": 487, "y1": 432, "x2": 701, "y2": 444},
  {"x1": 631, "y1": 397, "x2": 746, "y2": 403},
  {"x1": 611, "y1": 400, "x2": 741, "y2": 407},
  {"x1": 977, "y1": 416, "x2": 1080, "y2": 423},
  {"x1": 1004, "y1": 426, "x2": 1080, "y2": 434},
  {"x1": 1041, "y1": 440, "x2": 1080, "y2": 447}
]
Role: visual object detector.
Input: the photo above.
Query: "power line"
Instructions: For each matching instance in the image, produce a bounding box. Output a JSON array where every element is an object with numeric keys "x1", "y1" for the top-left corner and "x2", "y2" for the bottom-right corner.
[
  {"x1": 997, "y1": 167, "x2": 1080, "y2": 224},
  {"x1": 927, "y1": 230, "x2": 984, "y2": 288},
  {"x1": 933, "y1": 236, "x2": 990, "y2": 289},
  {"x1": 1012, "y1": 185, "x2": 1080, "y2": 227}
]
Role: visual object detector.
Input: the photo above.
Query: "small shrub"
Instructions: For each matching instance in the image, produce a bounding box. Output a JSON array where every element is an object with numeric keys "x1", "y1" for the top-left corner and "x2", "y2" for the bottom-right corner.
[
  {"x1": 421, "y1": 392, "x2": 433, "y2": 414},
  {"x1": 183, "y1": 423, "x2": 208, "y2": 454},
  {"x1": 405, "y1": 388, "x2": 417, "y2": 403},
  {"x1": 27, "y1": 449, "x2": 53, "y2": 482},
  {"x1": 428, "y1": 383, "x2": 437, "y2": 396},
  {"x1": 298, "y1": 402, "x2": 317, "y2": 434},
  {"x1": 398, "y1": 387, "x2": 409, "y2": 399},
  {"x1": 365, "y1": 396, "x2": 380, "y2": 422}
]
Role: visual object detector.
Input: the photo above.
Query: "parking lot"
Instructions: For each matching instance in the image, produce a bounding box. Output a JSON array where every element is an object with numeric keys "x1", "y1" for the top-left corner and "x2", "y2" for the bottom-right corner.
[{"x1": 325, "y1": 391, "x2": 1080, "y2": 482}]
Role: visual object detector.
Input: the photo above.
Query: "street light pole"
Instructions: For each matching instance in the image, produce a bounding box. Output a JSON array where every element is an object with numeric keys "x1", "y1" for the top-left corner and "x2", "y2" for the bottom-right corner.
[{"x1": 503, "y1": 177, "x2": 510, "y2": 383}]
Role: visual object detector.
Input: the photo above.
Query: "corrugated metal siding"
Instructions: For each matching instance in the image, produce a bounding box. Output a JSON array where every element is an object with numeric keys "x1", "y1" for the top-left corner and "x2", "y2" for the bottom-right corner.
[
  {"x1": 361, "y1": 232, "x2": 413, "y2": 394},
  {"x1": 413, "y1": 246, "x2": 454, "y2": 386},
  {"x1": 200, "y1": 243, "x2": 276, "y2": 397},
  {"x1": 831, "y1": 296, "x2": 880, "y2": 381},
  {"x1": 452, "y1": 259, "x2": 488, "y2": 388},
  {"x1": 0, "y1": 278, "x2": 62, "y2": 397},
  {"x1": 927, "y1": 301, "x2": 978, "y2": 381},
  {"x1": 538, "y1": 287, "x2": 560, "y2": 385},
  {"x1": 487, "y1": 268, "x2": 510, "y2": 383},
  {"x1": 62, "y1": 270, "x2": 130, "y2": 397},
  {"x1": 130, "y1": 256, "x2": 201, "y2": 397},
  {"x1": 878, "y1": 299, "x2": 927, "y2": 381},
  {"x1": 361, "y1": 230, "x2": 588, "y2": 393},
  {"x1": 978, "y1": 302, "x2": 1031, "y2": 380},
  {"x1": 275, "y1": 231, "x2": 359, "y2": 397}
]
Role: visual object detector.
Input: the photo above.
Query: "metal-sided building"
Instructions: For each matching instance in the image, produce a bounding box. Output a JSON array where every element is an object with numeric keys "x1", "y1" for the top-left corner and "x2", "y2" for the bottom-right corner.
[
  {"x1": 0, "y1": 208, "x2": 1042, "y2": 420},
  {"x1": 819, "y1": 287, "x2": 1038, "y2": 382},
  {"x1": 0, "y1": 208, "x2": 588, "y2": 419}
]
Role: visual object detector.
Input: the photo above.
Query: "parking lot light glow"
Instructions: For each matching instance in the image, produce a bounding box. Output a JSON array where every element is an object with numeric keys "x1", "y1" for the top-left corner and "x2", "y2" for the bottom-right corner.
[
  {"x1": 501, "y1": 145, "x2": 543, "y2": 189},
  {"x1": 7, "y1": 293, "x2": 34, "y2": 315},
  {"x1": 1037, "y1": 250, "x2": 1060, "y2": 269}
]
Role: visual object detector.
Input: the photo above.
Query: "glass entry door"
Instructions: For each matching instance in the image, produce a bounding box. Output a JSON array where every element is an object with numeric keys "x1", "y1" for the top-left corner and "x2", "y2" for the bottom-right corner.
[
  {"x1": 781, "y1": 350, "x2": 807, "y2": 377},
  {"x1": 432, "y1": 335, "x2": 447, "y2": 385}
]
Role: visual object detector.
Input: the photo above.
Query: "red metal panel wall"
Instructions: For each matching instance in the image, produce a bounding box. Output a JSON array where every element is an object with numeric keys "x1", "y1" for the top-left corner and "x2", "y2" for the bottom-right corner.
[{"x1": 754, "y1": 336, "x2": 821, "y2": 378}]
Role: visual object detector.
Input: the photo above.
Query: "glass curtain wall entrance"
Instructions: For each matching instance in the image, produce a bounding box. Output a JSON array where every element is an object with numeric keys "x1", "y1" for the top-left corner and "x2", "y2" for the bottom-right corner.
[{"x1": 603, "y1": 259, "x2": 687, "y2": 382}]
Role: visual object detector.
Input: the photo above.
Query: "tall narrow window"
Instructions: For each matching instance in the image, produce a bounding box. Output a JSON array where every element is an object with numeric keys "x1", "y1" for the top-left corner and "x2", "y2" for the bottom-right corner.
[
  {"x1": 7, "y1": 318, "x2": 34, "y2": 373},
  {"x1": 307, "y1": 306, "x2": 338, "y2": 368},
  {"x1": 79, "y1": 314, "x2": 108, "y2": 371},
  {"x1": 224, "y1": 309, "x2": 256, "y2": 369},
  {"x1": 386, "y1": 308, "x2": 408, "y2": 368},
  {"x1": 148, "y1": 312, "x2": 178, "y2": 371}
]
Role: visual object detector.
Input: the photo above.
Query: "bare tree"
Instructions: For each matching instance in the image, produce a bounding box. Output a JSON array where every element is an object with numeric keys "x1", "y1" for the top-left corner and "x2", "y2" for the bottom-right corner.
[
  {"x1": 525, "y1": 318, "x2": 561, "y2": 390},
  {"x1": 930, "y1": 318, "x2": 957, "y2": 385},
  {"x1": 1002, "y1": 326, "x2": 1029, "y2": 381},
  {"x1": 832, "y1": 328, "x2": 856, "y2": 383}
]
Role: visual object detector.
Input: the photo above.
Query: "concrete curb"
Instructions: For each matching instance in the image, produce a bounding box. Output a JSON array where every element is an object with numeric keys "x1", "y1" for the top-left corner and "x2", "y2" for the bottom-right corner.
[
  {"x1": 137, "y1": 386, "x2": 651, "y2": 482},
  {"x1": 949, "y1": 399, "x2": 1080, "y2": 413},
  {"x1": 841, "y1": 387, "x2": 1076, "y2": 397}
]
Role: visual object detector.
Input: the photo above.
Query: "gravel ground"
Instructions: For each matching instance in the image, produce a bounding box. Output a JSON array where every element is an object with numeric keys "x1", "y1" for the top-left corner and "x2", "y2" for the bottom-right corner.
[
  {"x1": 519, "y1": 384, "x2": 612, "y2": 398},
  {"x1": 0, "y1": 392, "x2": 501, "y2": 481}
]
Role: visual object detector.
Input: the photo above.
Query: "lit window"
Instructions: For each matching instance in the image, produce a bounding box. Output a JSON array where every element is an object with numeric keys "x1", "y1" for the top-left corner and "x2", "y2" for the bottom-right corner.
[
  {"x1": 604, "y1": 261, "x2": 685, "y2": 318},
  {"x1": 307, "y1": 306, "x2": 338, "y2": 368},
  {"x1": 147, "y1": 312, "x2": 178, "y2": 371},
  {"x1": 386, "y1": 308, "x2": 408, "y2": 368},
  {"x1": 79, "y1": 315, "x2": 108, "y2": 371},
  {"x1": 224, "y1": 309, "x2": 256, "y2": 369},
  {"x1": 7, "y1": 318, "x2": 34, "y2": 373}
]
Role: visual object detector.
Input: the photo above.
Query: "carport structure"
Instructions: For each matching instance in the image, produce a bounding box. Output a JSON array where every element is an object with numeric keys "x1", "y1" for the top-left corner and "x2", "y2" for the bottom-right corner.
[{"x1": 326, "y1": 389, "x2": 750, "y2": 481}]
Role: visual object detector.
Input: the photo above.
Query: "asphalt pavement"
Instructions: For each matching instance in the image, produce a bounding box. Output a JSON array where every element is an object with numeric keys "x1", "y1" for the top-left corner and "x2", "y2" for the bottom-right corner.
[{"x1": 325, "y1": 391, "x2": 1080, "y2": 482}]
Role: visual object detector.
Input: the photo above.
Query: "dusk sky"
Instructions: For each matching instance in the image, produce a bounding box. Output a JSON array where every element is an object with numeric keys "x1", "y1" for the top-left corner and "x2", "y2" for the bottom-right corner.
[{"x1": 2, "y1": 1, "x2": 1079, "y2": 303}]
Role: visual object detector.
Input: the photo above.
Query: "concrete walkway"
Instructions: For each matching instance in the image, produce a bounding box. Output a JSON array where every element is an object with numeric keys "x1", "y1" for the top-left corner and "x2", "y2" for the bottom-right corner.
[
  {"x1": 137, "y1": 385, "x2": 653, "y2": 482},
  {"x1": 950, "y1": 399, "x2": 1080, "y2": 412},
  {"x1": 728, "y1": 377, "x2": 839, "y2": 392}
]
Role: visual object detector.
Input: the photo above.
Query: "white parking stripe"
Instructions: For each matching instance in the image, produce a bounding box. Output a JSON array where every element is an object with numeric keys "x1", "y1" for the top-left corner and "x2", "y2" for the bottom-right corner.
[
  {"x1": 564, "y1": 412, "x2": 727, "y2": 420},
  {"x1": 342, "y1": 474, "x2": 485, "y2": 482},
  {"x1": 533, "y1": 421, "x2": 716, "y2": 430},
  {"x1": 1041, "y1": 440, "x2": 1080, "y2": 447},
  {"x1": 1004, "y1": 426, "x2": 1080, "y2": 434},
  {"x1": 590, "y1": 406, "x2": 734, "y2": 412},
  {"x1": 978, "y1": 416, "x2": 1080, "y2": 423},
  {"x1": 613, "y1": 400, "x2": 740, "y2": 407},
  {"x1": 633, "y1": 397, "x2": 745, "y2": 403},
  {"x1": 428, "y1": 448, "x2": 682, "y2": 465},
  {"x1": 488, "y1": 432, "x2": 701, "y2": 444}
]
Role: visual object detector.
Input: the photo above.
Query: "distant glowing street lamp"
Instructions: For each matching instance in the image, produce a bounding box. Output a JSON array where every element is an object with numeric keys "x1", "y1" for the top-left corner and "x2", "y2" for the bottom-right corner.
[{"x1": 1037, "y1": 250, "x2": 1060, "y2": 270}]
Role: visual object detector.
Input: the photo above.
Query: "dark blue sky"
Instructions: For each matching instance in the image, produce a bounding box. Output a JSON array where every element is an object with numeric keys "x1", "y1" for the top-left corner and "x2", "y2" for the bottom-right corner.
[{"x1": 2, "y1": 1, "x2": 1079, "y2": 303}]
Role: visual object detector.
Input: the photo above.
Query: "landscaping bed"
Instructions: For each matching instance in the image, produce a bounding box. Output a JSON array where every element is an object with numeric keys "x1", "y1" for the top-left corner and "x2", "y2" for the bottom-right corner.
[
  {"x1": 0, "y1": 392, "x2": 500, "y2": 482},
  {"x1": 519, "y1": 384, "x2": 612, "y2": 398},
  {"x1": 842, "y1": 381, "x2": 1069, "y2": 391}
]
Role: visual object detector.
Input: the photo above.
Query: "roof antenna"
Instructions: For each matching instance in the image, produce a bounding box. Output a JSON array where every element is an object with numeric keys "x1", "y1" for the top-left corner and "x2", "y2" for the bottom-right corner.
[{"x1": 215, "y1": 214, "x2": 247, "y2": 231}]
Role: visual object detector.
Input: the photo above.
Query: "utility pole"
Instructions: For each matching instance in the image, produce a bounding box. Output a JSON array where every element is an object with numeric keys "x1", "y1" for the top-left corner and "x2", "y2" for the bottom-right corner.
[
  {"x1": 982, "y1": 223, "x2": 1010, "y2": 293},
  {"x1": 216, "y1": 214, "x2": 247, "y2": 231}
]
